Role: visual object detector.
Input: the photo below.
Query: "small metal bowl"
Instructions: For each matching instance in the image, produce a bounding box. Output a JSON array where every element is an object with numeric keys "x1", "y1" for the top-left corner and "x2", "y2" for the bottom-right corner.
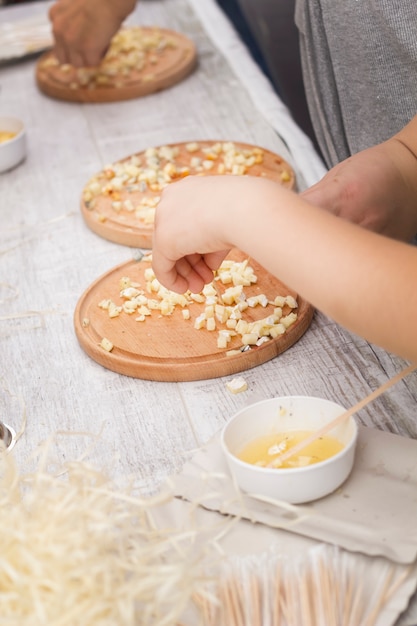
[{"x1": 0, "y1": 421, "x2": 16, "y2": 452}]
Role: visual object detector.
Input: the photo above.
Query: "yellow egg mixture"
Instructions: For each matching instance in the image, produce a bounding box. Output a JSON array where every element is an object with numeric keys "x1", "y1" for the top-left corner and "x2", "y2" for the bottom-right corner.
[
  {"x1": 0, "y1": 131, "x2": 17, "y2": 144},
  {"x1": 237, "y1": 431, "x2": 344, "y2": 468}
]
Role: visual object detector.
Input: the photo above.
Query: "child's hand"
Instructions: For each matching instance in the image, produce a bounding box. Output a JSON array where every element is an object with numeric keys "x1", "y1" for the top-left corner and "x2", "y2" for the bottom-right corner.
[
  {"x1": 152, "y1": 176, "x2": 234, "y2": 294},
  {"x1": 152, "y1": 175, "x2": 282, "y2": 293}
]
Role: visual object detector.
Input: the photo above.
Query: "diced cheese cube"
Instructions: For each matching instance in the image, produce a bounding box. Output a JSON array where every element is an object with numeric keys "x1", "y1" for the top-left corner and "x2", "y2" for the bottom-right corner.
[
  {"x1": 123, "y1": 301, "x2": 137, "y2": 314},
  {"x1": 222, "y1": 285, "x2": 243, "y2": 305},
  {"x1": 190, "y1": 293, "x2": 205, "y2": 303},
  {"x1": 206, "y1": 317, "x2": 216, "y2": 331},
  {"x1": 151, "y1": 278, "x2": 160, "y2": 292},
  {"x1": 204, "y1": 305, "x2": 215, "y2": 318},
  {"x1": 246, "y1": 296, "x2": 259, "y2": 307},
  {"x1": 120, "y1": 287, "x2": 141, "y2": 299},
  {"x1": 194, "y1": 313, "x2": 206, "y2": 329},
  {"x1": 258, "y1": 294, "x2": 269, "y2": 307},
  {"x1": 242, "y1": 332, "x2": 259, "y2": 345},
  {"x1": 235, "y1": 319, "x2": 249, "y2": 335},
  {"x1": 98, "y1": 298, "x2": 112, "y2": 310},
  {"x1": 185, "y1": 142, "x2": 199, "y2": 152},
  {"x1": 285, "y1": 295, "x2": 298, "y2": 309},
  {"x1": 160, "y1": 300, "x2": 174, "y2": 316},
  {"x1": 215, "y1": 304, "x2": 229, "y2": 323},
  {"x1": 226, "y1": 377, "x2": 248, "y2": 394},
  {"x1": 100, "y1": 337, "x2": 113, "y2": 352},
  {"x1": 144, "y1": 267, "x2": 155, "y2": 281},
  {"x1": 108, "y1": 303, "x2": 122, "y2": 318},
  {"x1": 274, "y1": 296, "x2": 286, "y2": 307},
  {"x1": 273, "y1": 307, "x2": 283, "y2": 320},
  {"x1": 281, "y1": 312, "x2": 298, "y2": 328},
  {"x1": 202, "y1": 283, "x2": 217, "y2": 297},
  {"x1": 218, "y1": 271, "x2": 232, "y2": 284},
  {"x1": 217, "y1": 334, "x2": 228, "y2": 349},
  {"x1": 269, "y1": 324, "x2": 286, "y2": 337}
]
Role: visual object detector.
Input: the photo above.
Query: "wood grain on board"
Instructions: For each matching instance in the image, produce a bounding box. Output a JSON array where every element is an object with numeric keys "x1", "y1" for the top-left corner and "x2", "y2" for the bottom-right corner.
[
  {"x1": 74, "y1": 250, "x2": 314, "y2": 382},
  {"x1": 36, "y1": 26, "x2": 197, "y2": 103},
  {"x1": 80, "y1": 140, "x2": 296, "y2": 248}
]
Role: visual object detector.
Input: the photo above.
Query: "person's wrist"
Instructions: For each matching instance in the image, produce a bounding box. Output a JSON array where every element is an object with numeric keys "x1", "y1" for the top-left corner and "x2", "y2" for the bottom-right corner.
[
  {"x1": 226, "y1": 177, "x2": 285, "y2": 253},
  {"x1": 383, "y1": 137, "x2": 417, "y2": 239},
  {"x1": 391, "y1": 137, "x2": 417, "y2": 194}
]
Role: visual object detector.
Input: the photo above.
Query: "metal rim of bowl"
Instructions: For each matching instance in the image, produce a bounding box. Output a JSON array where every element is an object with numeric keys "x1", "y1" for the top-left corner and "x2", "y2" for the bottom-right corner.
[{"x1": 0, "y1": 421, "x2": 17, "y2": 452}]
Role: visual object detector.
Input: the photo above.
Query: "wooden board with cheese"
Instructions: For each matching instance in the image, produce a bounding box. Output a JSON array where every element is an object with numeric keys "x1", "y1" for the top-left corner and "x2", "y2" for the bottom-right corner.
[
  {"x1": 74, "y1": 250, "x2": 314, "y2": 382},
  {"x1": 36, "y1": 26, "x2": 197, "y2": 103},
  {"x1": 80, "y1": 140, "x2": 296, "y2": 248}
]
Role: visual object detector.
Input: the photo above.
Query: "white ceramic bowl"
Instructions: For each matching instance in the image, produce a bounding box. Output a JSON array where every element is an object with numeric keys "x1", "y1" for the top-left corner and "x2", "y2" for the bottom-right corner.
[
  {"x1": 221, "y1": 395, "x2": 358, "y2": 504},
  {"x1": 0, "y1": 116, "x2": 26, "y2": 173}
]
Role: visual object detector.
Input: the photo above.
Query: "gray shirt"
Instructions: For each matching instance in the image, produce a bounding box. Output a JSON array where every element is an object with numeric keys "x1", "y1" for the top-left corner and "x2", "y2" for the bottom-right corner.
[{"x1": 295, "y1": 0, "x2": 417, "y2": 167}]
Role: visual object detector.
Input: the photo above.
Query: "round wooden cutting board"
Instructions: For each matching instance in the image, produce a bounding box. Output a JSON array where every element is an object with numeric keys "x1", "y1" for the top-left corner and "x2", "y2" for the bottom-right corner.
[
  {"x1": 36, "y1": 26, "x2": 197, "y2": 103},
  {"x1": 74, "y1": 250, "x2": 314, "y2": 382},
  {"x1": 80, "y1": 140, "x2": 296, "y2": 248}
]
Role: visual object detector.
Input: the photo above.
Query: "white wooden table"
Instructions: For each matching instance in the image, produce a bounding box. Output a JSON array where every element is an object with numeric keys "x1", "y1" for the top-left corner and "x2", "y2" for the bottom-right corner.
[{"x1": 1, "y1": 1, "x2": 416, "y2": 623}]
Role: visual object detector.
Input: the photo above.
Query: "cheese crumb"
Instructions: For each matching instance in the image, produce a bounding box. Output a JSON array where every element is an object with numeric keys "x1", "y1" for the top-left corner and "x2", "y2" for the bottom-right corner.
[
  {"x1": 99, "y1": 337, "x2": 114, "y2": 352},
  {"x1": 226, "y1": 377, "x2": 248, "y2": 394}
]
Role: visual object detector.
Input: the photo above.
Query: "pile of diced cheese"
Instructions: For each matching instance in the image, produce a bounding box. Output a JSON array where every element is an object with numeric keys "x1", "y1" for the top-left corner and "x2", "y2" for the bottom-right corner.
[
  {"x1": 82, "y1": 142, "x2": 291, "y2": 224},
  {"x1": 40, "y1": 27, "x2": 177, "y2": 89},
  {"x1": 98, "y1": 257, "x2": 298, "y2": 354}
]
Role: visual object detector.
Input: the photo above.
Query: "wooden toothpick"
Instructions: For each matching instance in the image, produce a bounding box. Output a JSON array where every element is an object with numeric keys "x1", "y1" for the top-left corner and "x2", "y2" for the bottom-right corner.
[{"x1": 272, "y1": 363, "x2": 417, "y2": 466}]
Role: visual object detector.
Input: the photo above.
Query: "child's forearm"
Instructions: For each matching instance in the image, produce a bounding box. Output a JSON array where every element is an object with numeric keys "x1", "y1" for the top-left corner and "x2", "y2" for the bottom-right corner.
[
  {"x1": 232, "y1": 188, "x2": 417, "y2": 362},
  {"x1": 153, "y1": 176, "x2": 417, "y2": 362}
]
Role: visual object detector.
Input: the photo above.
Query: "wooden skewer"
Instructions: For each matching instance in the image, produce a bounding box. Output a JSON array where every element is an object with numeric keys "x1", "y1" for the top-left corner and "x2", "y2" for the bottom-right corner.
[{"x1": 271, "y1": 363, "x2": 417, "y2": 466}]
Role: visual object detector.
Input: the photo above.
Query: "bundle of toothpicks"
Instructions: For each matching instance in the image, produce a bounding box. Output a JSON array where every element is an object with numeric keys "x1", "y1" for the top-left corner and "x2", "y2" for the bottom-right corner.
[{"x1": 191, "y1": 547, "x2": 411, "y2": 626}]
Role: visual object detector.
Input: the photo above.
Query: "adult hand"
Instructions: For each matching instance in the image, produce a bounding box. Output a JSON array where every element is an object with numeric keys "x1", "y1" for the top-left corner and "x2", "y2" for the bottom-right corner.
[
  {"x1": 49, "y1": 0, "x2": 136, "y2": 67},
  {"x1": 302, "y1": 135, "x2": 417, "y2": 242}
]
